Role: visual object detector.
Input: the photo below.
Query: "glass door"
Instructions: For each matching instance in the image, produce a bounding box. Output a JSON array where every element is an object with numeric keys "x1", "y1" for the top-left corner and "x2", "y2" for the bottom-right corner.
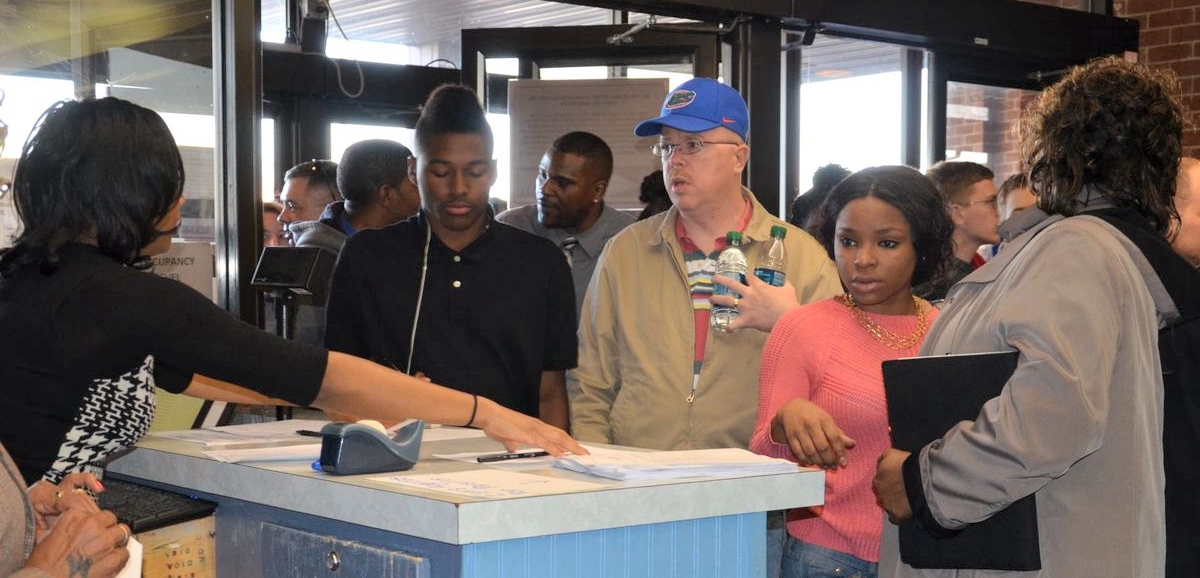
[{"x1": 461, "y1": 23, "x2": 720, "y2": 210}]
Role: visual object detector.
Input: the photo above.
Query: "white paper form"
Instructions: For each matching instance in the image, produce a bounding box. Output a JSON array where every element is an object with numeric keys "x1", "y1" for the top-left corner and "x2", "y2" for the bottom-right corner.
[
  {"x1": 156, "y1": 419, "x2": 331, "y2": 446},
  {"x1": 433, "y1": 444, "x2": 613, "y2": 467},
  {"x1": 555, "y1": 447, "x2": 799, "y2": 480},
  {"x1": 369, "y1": 469, "x2": 604, "y2": 499},
  {"x1": 203, "y1": 444, "x2": 321, "y2": 463}
]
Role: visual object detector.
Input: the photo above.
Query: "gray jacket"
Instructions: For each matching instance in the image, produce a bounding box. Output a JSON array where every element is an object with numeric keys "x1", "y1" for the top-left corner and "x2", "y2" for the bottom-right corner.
[
  {"x1": 881, "y1": 212, "x2": 1175, "y2": 577},
  {"x1": 290, "y1": 219, "x2": 346, "y2": 256}
]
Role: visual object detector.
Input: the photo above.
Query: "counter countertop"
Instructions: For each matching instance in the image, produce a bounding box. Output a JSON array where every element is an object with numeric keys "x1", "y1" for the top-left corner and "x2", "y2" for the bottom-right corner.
[{"x1": 108, "y1": 429, "x2": 824, "y2": 545}]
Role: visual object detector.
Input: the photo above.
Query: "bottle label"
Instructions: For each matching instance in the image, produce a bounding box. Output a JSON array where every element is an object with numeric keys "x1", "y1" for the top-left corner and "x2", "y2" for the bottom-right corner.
[
  {"x1": 754, "y1": 268, "x2": 786, "y2": 287},
  {"x1": 712, "y1": 272, "x2": 746, "y2": 296}
]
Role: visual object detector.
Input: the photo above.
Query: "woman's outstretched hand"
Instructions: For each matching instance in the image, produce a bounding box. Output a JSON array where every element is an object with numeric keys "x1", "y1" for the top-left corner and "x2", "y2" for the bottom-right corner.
[{"x1": 472, "y1": 397, "x2": 587, "y2": 456}]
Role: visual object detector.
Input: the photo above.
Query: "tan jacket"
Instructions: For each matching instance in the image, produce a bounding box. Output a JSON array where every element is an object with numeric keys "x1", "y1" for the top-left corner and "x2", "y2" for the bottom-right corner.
[
  {"x1": 2, "y1": 444, "x2": 49, "y2": 578},
  {"x1": 571, "y1": 192, "x2": 842, "y2": 450}
]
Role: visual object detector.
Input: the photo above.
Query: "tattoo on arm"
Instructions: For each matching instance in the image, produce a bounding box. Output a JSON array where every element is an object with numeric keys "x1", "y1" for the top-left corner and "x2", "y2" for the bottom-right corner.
[{"x1": 68, "y1": 552, "x2": 94, "y2": 577}]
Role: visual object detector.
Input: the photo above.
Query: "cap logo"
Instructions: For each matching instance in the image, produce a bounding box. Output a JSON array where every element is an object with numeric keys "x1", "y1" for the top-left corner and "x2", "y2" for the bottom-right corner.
[
  {"x1": 722, "y1": 117, "x2": 736, "y2": 124},
  {"x1": 664, "y1": 89, "x2": 696, "y2": 110}
]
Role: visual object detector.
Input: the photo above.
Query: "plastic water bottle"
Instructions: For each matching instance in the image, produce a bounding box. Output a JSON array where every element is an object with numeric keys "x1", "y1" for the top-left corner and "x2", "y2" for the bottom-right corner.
[
  {"x1": 711, "y1": 231, "x2": 747, "y2": 332},
  {"x1": 754, "y1": 225, "x2": 788, "y2": 287}
]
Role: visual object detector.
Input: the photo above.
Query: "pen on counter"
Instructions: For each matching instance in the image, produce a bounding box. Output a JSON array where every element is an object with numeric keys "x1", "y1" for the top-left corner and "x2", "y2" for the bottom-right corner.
[
  {"x1": 296, "y1": 430, "x2": 324, "y2": 438},
  {"x1": 476, "y1": 451, "x2": 551, "y2": 463}
]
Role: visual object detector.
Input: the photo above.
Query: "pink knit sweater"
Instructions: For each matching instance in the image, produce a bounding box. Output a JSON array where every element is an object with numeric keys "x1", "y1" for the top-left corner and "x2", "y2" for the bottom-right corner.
[{"x1": 750, "y1": 297, "x2": 937, "y2": 562}]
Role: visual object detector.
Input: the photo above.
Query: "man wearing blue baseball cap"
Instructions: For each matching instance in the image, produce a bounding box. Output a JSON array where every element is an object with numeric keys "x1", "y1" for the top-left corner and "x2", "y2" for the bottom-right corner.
[
  {"x1": 571, "y1": 78, "x2": 840, "y2": 576},
  {"x1": 570, "y1": 77, "x2": 840, "y2": 444}
]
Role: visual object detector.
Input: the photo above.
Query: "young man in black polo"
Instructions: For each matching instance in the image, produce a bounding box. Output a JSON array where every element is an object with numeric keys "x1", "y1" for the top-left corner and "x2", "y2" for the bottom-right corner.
[{"x1": 323, "y1": 85, "x2": 576, "y2": 428}]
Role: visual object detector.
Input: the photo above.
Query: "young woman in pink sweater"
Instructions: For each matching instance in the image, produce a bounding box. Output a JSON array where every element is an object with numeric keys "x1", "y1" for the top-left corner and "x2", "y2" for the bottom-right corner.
[{"x1": 750, "y1": 165, "x2": 955, "y2": 578}]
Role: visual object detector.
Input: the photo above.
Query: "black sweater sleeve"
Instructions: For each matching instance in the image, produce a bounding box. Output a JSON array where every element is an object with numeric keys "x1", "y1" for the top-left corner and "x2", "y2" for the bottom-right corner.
[{"x1": 76, "y1": 269, "x2": 327, "y2": 406}]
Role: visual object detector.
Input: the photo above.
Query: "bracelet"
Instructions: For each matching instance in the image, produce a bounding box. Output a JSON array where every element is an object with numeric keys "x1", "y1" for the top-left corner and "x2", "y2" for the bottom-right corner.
[{"x1": 463, "y1": 394, "x2": 479, "y2": 428}]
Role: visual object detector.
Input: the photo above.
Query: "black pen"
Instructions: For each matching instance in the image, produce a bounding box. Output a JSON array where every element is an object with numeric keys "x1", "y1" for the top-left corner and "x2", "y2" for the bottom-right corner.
[
  {"x1": 476, "y1": 451, "x2": 551, "y2": 463},
  {"x1": 296, "y1": 429, "x2": 324, "y2": 438}
]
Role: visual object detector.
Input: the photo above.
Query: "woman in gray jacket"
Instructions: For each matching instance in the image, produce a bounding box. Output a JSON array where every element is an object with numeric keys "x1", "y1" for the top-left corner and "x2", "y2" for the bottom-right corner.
[{"x1": 873, "y1": 56, "x2": 1185, "y2": 577}]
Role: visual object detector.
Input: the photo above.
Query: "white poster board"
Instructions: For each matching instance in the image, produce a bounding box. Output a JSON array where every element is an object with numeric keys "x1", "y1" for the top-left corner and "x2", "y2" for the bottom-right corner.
[
  {"x1": 507, "y1": 78, "x2": 669, "y2": 211},
  {"x1": 150, "y1": 240, "x2": 216, "y2": 300},
  {"x1": 148, "y1": 241, "x2": 223, "y2": 431}
]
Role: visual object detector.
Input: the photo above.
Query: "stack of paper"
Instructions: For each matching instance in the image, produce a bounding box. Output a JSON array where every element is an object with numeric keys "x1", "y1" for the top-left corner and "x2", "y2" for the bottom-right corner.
[
  {"x1": 156, "y1": 419, "x2": 332, "y2": 446},
  {"x1": 554, "y1": 447, "x2": 798, "y2": 481}
]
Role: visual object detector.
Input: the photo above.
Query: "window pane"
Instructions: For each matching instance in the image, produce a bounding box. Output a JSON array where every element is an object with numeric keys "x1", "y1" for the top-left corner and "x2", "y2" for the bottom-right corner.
[
  {"x1": 798, "y1": 36, "x2": 905, "y2": 192},
  {"x1": 263, "y1": 118, "x2": 276, "y2": 202},
  {"x1": 1, "y1": 3, "x2": 215, "y2": 247},
  {"x1": 946, "y1": 82, "x2": 1039, "y2": 179},
  {"x1": 304, "y1": 0, "x2": 611, "y2": 68},
  {"x1": 329, "y1": 123, "x2": 417, "y2": 165},
  {"x1": 261, "y1": 0, "x2": 288, "y2": 44}
]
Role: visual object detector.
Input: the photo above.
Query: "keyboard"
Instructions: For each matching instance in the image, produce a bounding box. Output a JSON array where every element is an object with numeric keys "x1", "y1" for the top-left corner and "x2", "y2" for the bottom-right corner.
[{"x1": 97, "y1": 477, "x2": 218, "y2": 533}]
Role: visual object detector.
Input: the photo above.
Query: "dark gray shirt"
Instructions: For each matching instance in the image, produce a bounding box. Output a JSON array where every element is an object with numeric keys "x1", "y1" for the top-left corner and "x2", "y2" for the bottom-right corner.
[{"x1": 496, "y1": 204, "x2": 635, "y2": 316}]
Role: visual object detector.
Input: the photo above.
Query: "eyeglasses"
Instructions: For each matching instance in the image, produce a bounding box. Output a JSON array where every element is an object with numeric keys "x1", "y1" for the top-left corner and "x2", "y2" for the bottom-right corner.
[
  {"x1": 650, "y1": 139, "x2": 740, "y2": 158},
  {"x1": 953, "y1": 196, "x2": 998, "y2": 210}
]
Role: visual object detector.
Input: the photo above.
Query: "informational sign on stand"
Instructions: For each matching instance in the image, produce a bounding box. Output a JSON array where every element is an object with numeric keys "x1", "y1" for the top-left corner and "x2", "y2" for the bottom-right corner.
[
  {"x1": 149, "y1": 241, "x2": 224, "y2": 431},
  {"x1": 507, "y1": 78, "x2": 670, "y2": 211}
]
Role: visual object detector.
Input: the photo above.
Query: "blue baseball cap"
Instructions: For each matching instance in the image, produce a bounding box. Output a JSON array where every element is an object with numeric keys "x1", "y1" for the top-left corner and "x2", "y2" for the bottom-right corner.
[{"x1": 634, "y1": 78, "x2": 749, "y2": 141}]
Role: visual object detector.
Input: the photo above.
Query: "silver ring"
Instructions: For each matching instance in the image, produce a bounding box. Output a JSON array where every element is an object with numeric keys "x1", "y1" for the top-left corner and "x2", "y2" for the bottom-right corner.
[{"x1": 118, "y1": 524, "x2": 131, "y2": 547}]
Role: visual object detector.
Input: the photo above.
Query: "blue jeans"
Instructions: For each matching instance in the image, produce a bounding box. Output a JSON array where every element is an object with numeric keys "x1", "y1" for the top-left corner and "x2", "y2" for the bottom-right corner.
[
  {"x1": 781, "y1": 536, "x2": 878, "y2": 578},
  {"x1": 766, "y1": 510, "x2": 786, "y2": 578}
]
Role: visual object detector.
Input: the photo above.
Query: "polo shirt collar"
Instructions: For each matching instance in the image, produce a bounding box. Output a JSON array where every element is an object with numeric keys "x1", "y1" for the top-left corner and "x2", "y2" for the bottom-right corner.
[
  {"x1": 417, "y1": 210, "x2": 496, "y2": 258},
  {"x1": 652, "y1": 187, "x2": 764, "y2": 248}
]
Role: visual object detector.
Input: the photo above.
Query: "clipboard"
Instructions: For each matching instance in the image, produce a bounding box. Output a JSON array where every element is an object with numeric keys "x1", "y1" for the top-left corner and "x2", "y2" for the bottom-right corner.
[{"x1": 882, "y1": 350, "x2": 1040, "y2": 571}]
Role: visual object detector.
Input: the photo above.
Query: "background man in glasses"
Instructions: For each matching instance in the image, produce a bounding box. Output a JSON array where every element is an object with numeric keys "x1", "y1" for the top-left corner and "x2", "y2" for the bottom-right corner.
[
  {"x1": 279, "y1": 159, "x2": 342, "y2": 245},
  {"x1": 915, "y1": 161, "x2": 998, "y2": 301}
]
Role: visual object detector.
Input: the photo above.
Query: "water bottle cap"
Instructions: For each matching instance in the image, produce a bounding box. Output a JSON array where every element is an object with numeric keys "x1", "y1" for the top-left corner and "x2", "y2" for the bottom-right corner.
[
  {"x1": 770, "y1": 225, "x2": 787, "y2": 239},
  {"x1": 725, "y1": 231, "x2": 742, "y2": 244}
]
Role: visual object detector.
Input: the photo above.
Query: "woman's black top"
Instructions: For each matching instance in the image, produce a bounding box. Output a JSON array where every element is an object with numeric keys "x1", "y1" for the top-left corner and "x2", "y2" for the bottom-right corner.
[{"x1": 0, "y1": 244, "x2": 326, "y2": 485}]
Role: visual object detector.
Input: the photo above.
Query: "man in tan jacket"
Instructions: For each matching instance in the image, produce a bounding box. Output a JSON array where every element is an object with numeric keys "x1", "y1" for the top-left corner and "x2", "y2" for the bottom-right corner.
[{"x1": 570, "y1": 78, "x2": 840, "y2": 452}]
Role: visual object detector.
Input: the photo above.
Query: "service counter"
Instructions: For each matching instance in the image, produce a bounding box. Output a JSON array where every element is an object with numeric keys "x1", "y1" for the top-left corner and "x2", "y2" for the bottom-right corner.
[{"x1": 108, "y1": 431, "x2": 824, "y2": 577}]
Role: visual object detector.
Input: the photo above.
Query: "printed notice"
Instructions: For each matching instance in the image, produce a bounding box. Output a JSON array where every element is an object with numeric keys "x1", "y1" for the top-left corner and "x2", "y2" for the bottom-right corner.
[
  {"x1": 507, "y1": 78, "x2": 668, "y2": 210},
  {"x1": 370, "y1": 469, "x2": 604, "y2": 500}
]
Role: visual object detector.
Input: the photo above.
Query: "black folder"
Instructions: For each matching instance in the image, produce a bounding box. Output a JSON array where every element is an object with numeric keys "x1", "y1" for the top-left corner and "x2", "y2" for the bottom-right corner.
[{"x1": 882, "y1": 350, "x2": 1040, "y2": 571}]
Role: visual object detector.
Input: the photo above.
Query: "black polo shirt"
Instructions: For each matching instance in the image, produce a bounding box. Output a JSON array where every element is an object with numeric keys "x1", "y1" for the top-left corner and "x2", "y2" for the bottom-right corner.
[{"x1": 324, "y1": 214, "x2": 577, "y2": 418}]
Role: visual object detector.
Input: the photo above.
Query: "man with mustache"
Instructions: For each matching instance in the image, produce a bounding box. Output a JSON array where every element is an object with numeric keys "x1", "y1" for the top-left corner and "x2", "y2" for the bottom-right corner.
[{"x1": 497, "y1": 131, "x2": 635, "y2": 317}]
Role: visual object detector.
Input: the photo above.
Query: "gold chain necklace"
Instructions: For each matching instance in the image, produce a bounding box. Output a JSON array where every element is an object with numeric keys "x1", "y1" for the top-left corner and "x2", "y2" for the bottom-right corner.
[{"x1": 838, "y1": 293, "x2": 931, "y2": 350}]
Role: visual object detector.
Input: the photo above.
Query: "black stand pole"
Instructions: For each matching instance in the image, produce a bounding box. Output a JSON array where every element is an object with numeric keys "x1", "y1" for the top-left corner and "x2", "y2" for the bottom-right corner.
[{"x1": 273, "y1": 290, "x2": 297, "y2": 421}]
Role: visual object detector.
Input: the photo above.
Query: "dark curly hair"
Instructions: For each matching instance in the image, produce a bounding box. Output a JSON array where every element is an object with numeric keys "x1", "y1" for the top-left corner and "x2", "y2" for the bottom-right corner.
[
  {"x1": 1021, "y1": 56, "x2": 1184, "y2": 233},
  {"x1": 0, "y1": 97, "x2": 184, "y2": 277},
  {"x1": 818, "y1": 165, "x2": 955, "y2": 288}
]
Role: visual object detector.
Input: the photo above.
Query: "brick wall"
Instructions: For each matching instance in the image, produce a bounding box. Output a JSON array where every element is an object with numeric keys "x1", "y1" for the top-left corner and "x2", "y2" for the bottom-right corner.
[
  {"x1": 1116, "y1": 0, "x2": 1200, "y2": 157},
  {"x1": 945, "y1": 82, "x2": 1037, "y2": 180},
  {"x1": 944, "y1": 0, "x2": 1200, "y2": 168}
]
